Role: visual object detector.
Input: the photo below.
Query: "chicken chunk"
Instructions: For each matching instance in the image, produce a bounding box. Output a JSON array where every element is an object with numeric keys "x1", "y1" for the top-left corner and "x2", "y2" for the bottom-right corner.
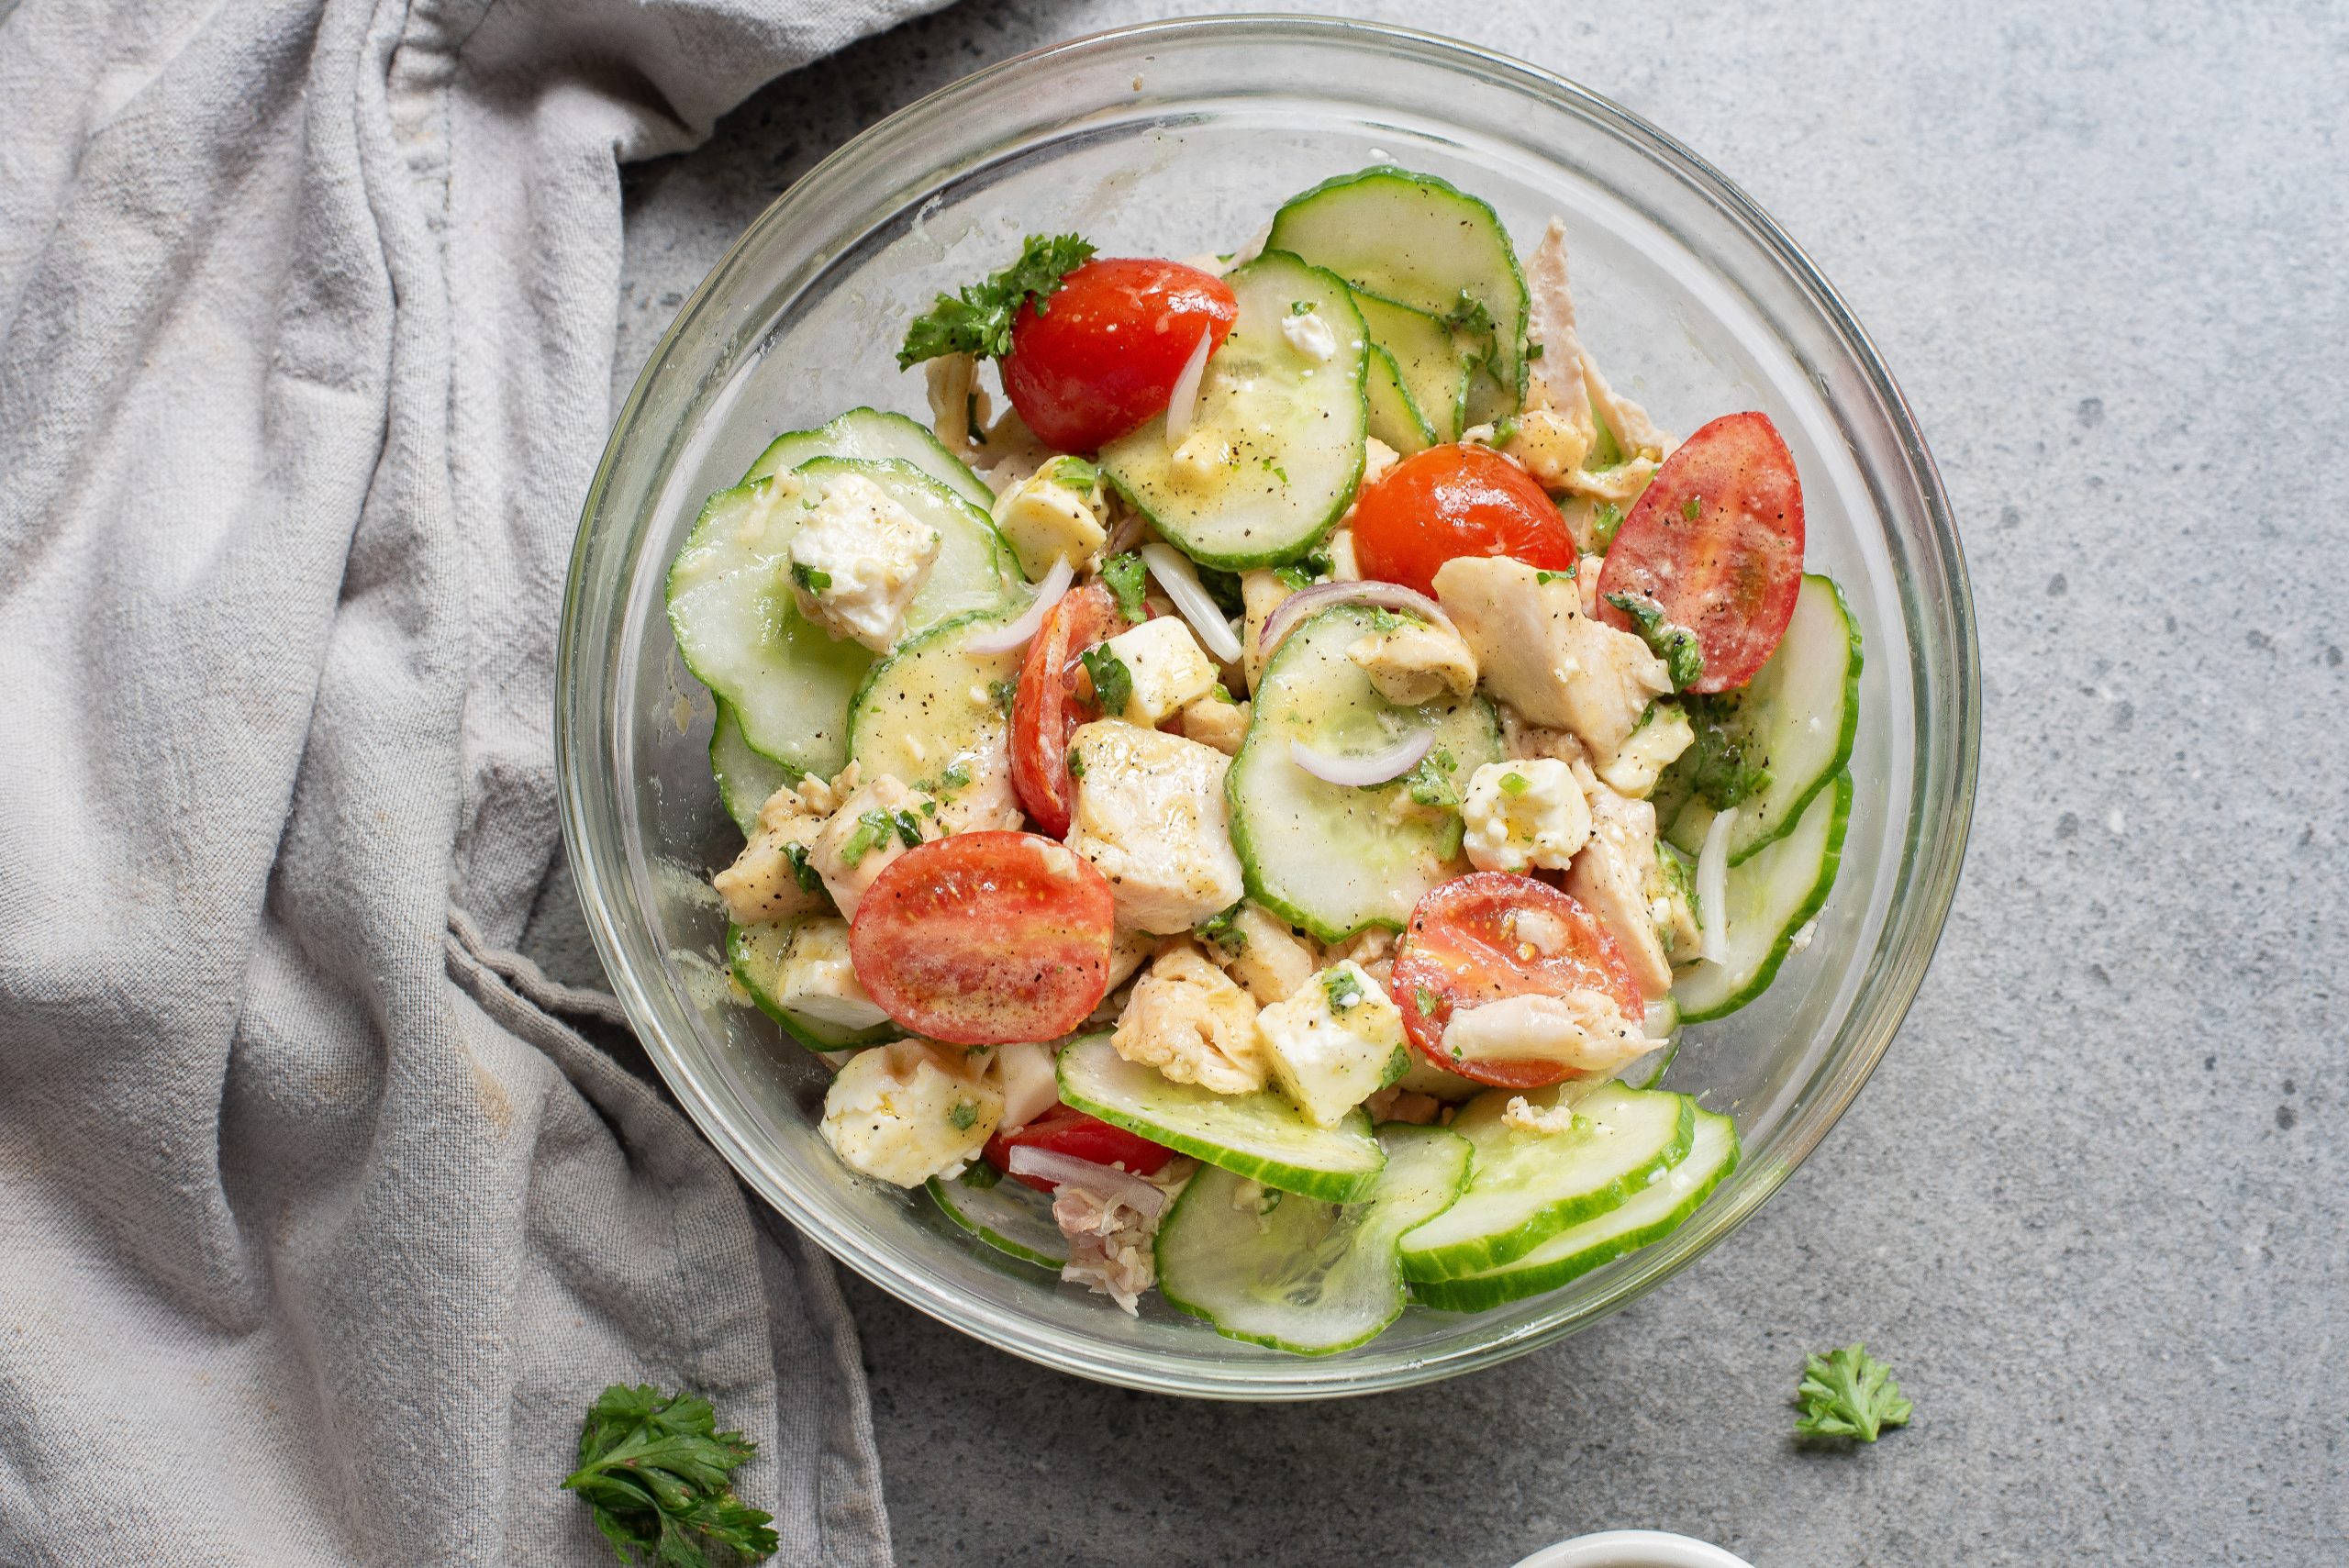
[
  {"x1": 1064, "y1": 721, "x2": 1246, "y2": 934},
  {"x1": 712, "y1": 779, "x2": 832, "y2": 926},
  {"x1": 1564, "y1": 781, "x2": 1675, "y2": 999},
  {"x1": 1178, "y1": 691, "x2": 1251, "y2": 755},
  {"x1": 1346, "y1": 617, "x2": 1479, "y2": 706},
  {"x1": 819, "y1": 1040, "x2": 1002, "y2": 1187},
  {"x1": 991, "y1": 454, "x2": 1108, "y2": 579},
  {"x1": 1112, "y1": 942, "x2": 1266, "y2": 1095},
  {"x1": 1442, "y1": 991, "x2": 1653, "y2": 1075},
  {"x1": 1506, "y1": 219, "x2": 1674, "y2": 499},
  {"x1": 1053, "y1": 1177, "x2": 1165, "y2": 1315},
  {"x1": 1205, "y1": 902, "x2": 1320, "y2": 1006},
  {"x1": 806, "y1": 774, "x2": 940, "y2": 922},
  {"x1": 1497, "y1": 704, "x2": 1592, "y2": 769},
  {"x1": 1432, "y1": 554, "x2": 1670, "y2": 763},
  {"x1": 1595, "y1": 701, "x2": 1696, "y2": 799}
]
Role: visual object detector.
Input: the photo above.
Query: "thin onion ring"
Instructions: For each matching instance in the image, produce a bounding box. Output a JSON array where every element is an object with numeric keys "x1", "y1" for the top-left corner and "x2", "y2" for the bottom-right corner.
[
  {"x1": 1288, "y1": 727, "x2": 1434, "y2": 788},
  {"x1": 1139, "y1": 542, "x2": 1244, "y2": 664},
  {"x1": 1258, "y1": 579, "x2": 1460, "y2": 668},
  {"x1": 1697, "y1": 806, "x2": 1736, "y2": 962},
  {"x1": 1005, "y1": 1145, "x2": 1168, "y2": 1216},
  {"x1": 1163, "y1": 327, "x2": 1213, "y2": 447},
  {"x1": 964, "y1": 554, "x2": 1075, "y2": 654}
]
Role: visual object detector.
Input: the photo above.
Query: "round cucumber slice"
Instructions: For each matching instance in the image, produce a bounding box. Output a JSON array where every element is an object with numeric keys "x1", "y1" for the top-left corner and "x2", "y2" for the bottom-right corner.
[
  {"x1": 1098, "y1": 250, "x2": 1367, "y2": 569},
  {"x1": 1670, "y1": 771, "x2": 1851, "y2": 1022},
  {"x1": 664, "y1": 458, "x2": 1021, "y2": 778},
  {"x1": 1364, "y1": 342, "x2": 1438, "y2": 455},
  {"x1": 1396, "y1": 1084, "x2": 1697, "y2": 1283},
  {"x1": 1410, "y1": 1106, "x2": 1739, "y2": 1312},
  {"x1": 726, "y1": 920, "x2": 894, "y2": 1053},
  {"x1": 846, "y1": 610, "x2": 1022, "y2": 806},
  {"x1": 1156, "y1": 1123, "x2": 1471, "y2": 1355},
  {"x1": 710, "y1": 701, "x2": 797, "y2": 835},
  {"x1": 1352, "y1": 290, "x2": 1467, "y2": 444},
  {"x1": 742, "y1": 406, "x2": 993, "y2": 510},
  {"x1": 927, "y1": 1169, "x2": 1068, "y2": 1272},
  {"x1": 1055, "y1": 1035, "x2": 1386, "y2": 1203},
  {"x1": 1228, "y1": 603, "x2": 1502, "y2": 942},
  {"x1": 1665, "y1": 573, "x2": 1862, "y2": 865},
  {"x1": 1267, "y1": 166, "x2": 1529, "y2": 418}
]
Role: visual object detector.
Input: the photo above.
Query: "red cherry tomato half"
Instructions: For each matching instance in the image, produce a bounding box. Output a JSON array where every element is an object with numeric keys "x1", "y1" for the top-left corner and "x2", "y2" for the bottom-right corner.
[
  {"x1": 1390, "y1": 872, "x2": 1645, "y2": 1090},
  {"x1": 1347, "y1": 442, "x2": 1577, "y2": 599},
  {"x1": 1596, "y1": 411, "x2": 1805, "y2": 694},
  {"x1": 1009, "y1": 583, "x2": 1122, "y2": 838},
  {"x1": 985, "y1": 1104, "x2": 1174, "y2": 1194},
  {"x1": 1001, "y1": 258, "x2": 1240, "y2": 452},
  {"x1": 849, "y1": 831, "x2": 1115, "y2": 1045}
]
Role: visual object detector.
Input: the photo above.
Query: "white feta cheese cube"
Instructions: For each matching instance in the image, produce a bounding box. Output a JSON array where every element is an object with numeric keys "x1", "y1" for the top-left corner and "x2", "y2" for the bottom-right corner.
[
  {"x1": 786, "y1": 472, "x2": 941, "y2": 652},
  {"x1": 1462, "y1": 757, "x2": 1593, "y2": 873},
  {"x1": 985, "y1": 1039, "x2": 1062, "y2": 1133},
  {"x1": 818, "y1": 1040, "x2": 1002, "y2": 1187},
  {"x1": 711, "y1": 781, "x2": 831, "y2": 925},
  {"x1": 771, "y1": 917, "x2": 889, "y2": 1032},
  {"x1": 807, "y1": 774, "x2": 939, "y2": 921},
  {"x1": 1064, "y1": 721, "x2": 1245, "y2": 934},
  {"x1": 989, "y1": 456, "x2": 1108, "y2": 579},
  {"x1": 1255, "y1": 961, "x2": 1408, "y2": 1129},
  {"x1": 1097, "y1": 616, "x2": 1219, "y2": 726}
]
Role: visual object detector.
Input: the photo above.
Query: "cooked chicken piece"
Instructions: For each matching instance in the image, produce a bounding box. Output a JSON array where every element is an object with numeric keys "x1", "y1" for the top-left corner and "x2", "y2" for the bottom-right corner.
[
  {"x1": 1503, "y1": 220, "x2": 1675, "y2": 500},
  {"x1": 1442, "y1": 990, "x2": 1652, "y2": 1074},
  {"x1": 1431, "y1": 555, "x2": 1669, "y2": 763},
  {"x1": 1178, "y1": 691, "x2": 1250, "y2": 755},
  {"x1": 1207, "y1": 903, "x2": 1320, "y2": 1006},
  {"x1": 805, "y1": 773, "x2": 940, "y2": 922},
  {"x1": 1564, "y1": 781, "x2": 1676, "y2": 999},
  {"x1": 819, "y1": 1040, "x2": 1001, "y2": 1187},
  {"x1": 1347, "y1": 617, "x2": 1479, "y2": 706},
  {"x1": 1112, "y1": 942, "x2": 1266, "y2": 1095},
  {"x1": 1053, "y1": 1179, "x2": 1163, "y2": 1315},
  {"x1": 1595, "y1": 702, "x2": 1696, "y2": 800},
  {"x1": 712, "y1": 779, "x2": 833, "y2": 926},
  {"x1": 1497, "y1": 704, "x2": 1592, "y2": 769}
]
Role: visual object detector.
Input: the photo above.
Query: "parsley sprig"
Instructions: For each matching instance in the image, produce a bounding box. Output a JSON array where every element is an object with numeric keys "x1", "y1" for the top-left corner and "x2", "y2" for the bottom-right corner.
[
  {"x1": 896, "y1": 234, "x2": 1097, "y2": 368},
  {"x1": 563, "y1": 1385, "x2": 777, "y2": 1566},
  {"x1": 1605, "y1": 590, "x2": 1705, "y2": 692},
  {"x1": 1794, "y1": 1344, "x2": 1913, "y2": 1442}
]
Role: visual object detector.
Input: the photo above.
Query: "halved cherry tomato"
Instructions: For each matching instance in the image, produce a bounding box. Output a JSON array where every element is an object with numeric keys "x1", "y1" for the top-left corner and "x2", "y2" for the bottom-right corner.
[
  {"x1": 985, "y1": 1104, "x2": 1174, "y2": 1194},
  {"x1": 1596, "y1": 411, "x2": 1804, "y2": 694},
  {"x1": 1347, "y1": 443, "x2": 1577, "y2": 599},
  {"x1": 849, "y1": 832, "x2": 1115, "y2": 1045},
  {"x1": 1390, "y1": 873, "x2": 1644, "y2": 1090},
  {"x1": 1002, "y1": 258, "x2": 1240, "y2": 451},
  {"x1": 1009, "y1": 583, "x2": 1122, "y2": 838}
]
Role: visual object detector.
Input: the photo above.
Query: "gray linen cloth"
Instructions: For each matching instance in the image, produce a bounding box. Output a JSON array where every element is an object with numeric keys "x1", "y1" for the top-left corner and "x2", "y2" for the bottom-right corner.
[{"x1": 0, "y1": 0, "x2": 941, "y2": 1561}]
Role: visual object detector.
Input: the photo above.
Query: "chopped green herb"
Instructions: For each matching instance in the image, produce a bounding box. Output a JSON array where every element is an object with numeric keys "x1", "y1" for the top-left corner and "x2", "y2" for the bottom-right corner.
[
  {"x1": 789, "y1": 562, "x2": 831, "y2": 595},
  {"x1": 1526, "y1": 340, "x2": 1545, "y2": 361},
  {"x1": 841, "y1": 808, "x2": 923, "y2": 867},
  {"x1": 1044, "y1": 454, "x2": 1099, "y2": 494},
  {"x1": 1261, "y1": 459, "x2": 1289, "y2": 484},
  {"x1": 1066, "y1": 749, "x2": 1086, "y2": 780},
  {"x1": 957, "y1": 1160, "x2": 1001, "y2": 1190},
  {"x1": 563, "y1": 1385, "x2": 777, "y2": 1567},
  {"x1": 987, "y1": 677, "x2": 1019, "y2": 716},
  {"x1": 1274, "y1": 564, "x2": 1313, "y2": 592},
  {"x1": 1414, "y1": 986, "x2": 1442, "y2": 1017},
  {"x1": 1078, "y1": 645, "x2": 1133, "y2": 717},
  {"x1": 1534, "y1": 566, "x2": 1575, "y2": 585},
  {"x1": 1364, "y1": 606, "x2": 1408, "y2": 635},
  {"x1": 1492, "y1": 415, "x2": 1520, "y2": 445},
  {"x1": 1679, "y1": 694, "x2": 1770, "y2": 810},
  {"x1": 1288, "y1": 299, "x2": 1317, "y2": 316},
  {"x1": 1447, "y1": 291, "x2": 1500, "y2": 381},
  {"x1": 1099, "y1": 551, "x2": 1149, "y2": 622},
  {"x1": 1606, "y1": 591, "x2": 1705, "y2": 692},
  {"x1": 1197, "y1": 902, "x2": 1247, "y2": 951},
  {"x1": 781, "y1": 841, "x2": 825, "y2": 897},
  {"x1": 1404, "y1": 747, "x2": 1461, "y2": 809},
  {"x1": 1195, "y1": 564, "x2": 1246, "y2": 617},
  {"x1": 896, "y1": 232, "x2": 1097, "y2": 368},
  {"x1": 947, "y1": 1099, "x2": 979, "y2": 1132},
  {"x1": 1592, "y1": 500, "x2": 1627, "y2": 550},
  {"x1": 936, "y1": 762, "x2": 972, "y2": 793},
  {"x1": 1682, "y1": 495, "x2": 1703, "y2": 523},
  {"x1": 1322, "y1": 968, "x2": 1366, "y2": 1013},
  {"x1": 1498, "y1": 771, "x2": 1531, "y2": 796},
  {"x1": 1795, "y1": 1344, "x2": 1913, "y2": 1442}
]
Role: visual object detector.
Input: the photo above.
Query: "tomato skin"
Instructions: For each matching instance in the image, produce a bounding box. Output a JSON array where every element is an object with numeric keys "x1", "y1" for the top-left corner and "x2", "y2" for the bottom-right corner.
[
  {"x1": 1001, "y1": 258, "x2": 1239, "y2": 451},
  {"x1": 1009, "y1": 584, "x2": 1122, "y2": 838},
  {"x1": 1596, "y1": 411, "x2": 1804, "y2": 694},
  {"x1": 1348, "y1": 443, "x2": 1577, "y2": 598},
  {"x1": 985, "y1": 1104, "x2": 1174, "y2": 1193},
  {"x1": 1391, "y1": 873, "x2": 1645, "y2": 1089},
  {"x1": 849, "y1": 832, "x2": 1116, "y2": 1045}
]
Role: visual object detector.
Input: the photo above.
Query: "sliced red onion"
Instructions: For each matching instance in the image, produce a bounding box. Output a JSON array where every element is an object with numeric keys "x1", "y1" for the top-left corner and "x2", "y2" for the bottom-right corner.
[
  {"x1": 964, "y1": 554, "x2": 1074, "y2": 653},
  {"x1": 1163, "y1": 327, "x2": 1213, "y2": 446},
  {"x1": 1289, "y1": 727, "x2": 1434, "y2": 787},
  {"x1": 1139, "y1": 542, "x2": 1244, "y2": 664},
  {"x1": 1006, "y1": 1145, "x2": 1168, "y2": 1217},
  {"x1": 1697, "y1": 806, "x2": 1736, "y2": 962},
  {"x1": 1257, "y1": 579, "x2": 1460, "y2": 667}
]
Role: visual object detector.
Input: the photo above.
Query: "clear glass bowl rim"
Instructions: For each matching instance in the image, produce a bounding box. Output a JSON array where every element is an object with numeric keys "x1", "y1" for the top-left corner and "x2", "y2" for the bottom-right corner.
[{"x1": 555, "y1": 13, "x2": 1981, "y2": 1399}]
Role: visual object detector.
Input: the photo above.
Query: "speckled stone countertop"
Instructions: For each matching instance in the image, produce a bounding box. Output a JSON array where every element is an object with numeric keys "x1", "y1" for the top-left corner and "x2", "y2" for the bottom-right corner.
[{"x1": 537, "y1": 2, "x2": 2348, "y2": 1561}]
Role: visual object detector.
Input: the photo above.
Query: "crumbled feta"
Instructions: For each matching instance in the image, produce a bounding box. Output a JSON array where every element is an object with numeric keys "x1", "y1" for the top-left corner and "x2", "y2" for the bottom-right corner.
[
  {"x1": 1255, "y1": 961, "x2": 1408, "y2": 1129},
  {"x1": 818, "y1": 1040, "x2": 1001, "y2": 1187},
  {"x1": 1280, "y1": 307, "x2": 1339, "y2": 361},
  {"x1": 786, "y1": 473, "x2": 941, "y2": 651},
  {"x1": 770, "y1": 917, "x2": 889, "y2": 1032},
  {"x1": 1098, "y1": 616, "x2": 1219, "y2": 726},
  {"x1": 1064, "y1": 722, "x2": 1245, "y2": 934},
  {"x1": 986, "y1": 1039, "x2": 1062, "y2": 1132},
  {"x1": 1461, "y1": 757, "x2": 1593, "y2": 873}
]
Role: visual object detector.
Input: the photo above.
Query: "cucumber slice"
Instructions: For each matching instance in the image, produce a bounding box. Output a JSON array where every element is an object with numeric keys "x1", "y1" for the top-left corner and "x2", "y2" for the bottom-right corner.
[
  {"x1": 1664, "y1": 574, "x2": 1862, "y2": 864},
  {"x1": 1229, "y1": 603, "x2": 1502, "y2": 942},
  {"x1": 1351, "y1": 291, "x2": 1467, "y2": 443},
  {"x1": 727, "y1": 920, "x2": 894, "y2": 1052},
  {"x1": 1671, "y1": 771, "x2": 1851, "y2": 1022},
  {"x1": 1364, "y1": 343, "x2": 1438, "y2": 455},
  {"x1": 742, "y1": 406, "x2": 993, "y2": 510},
  {"x1": 1156, "y1": 1123, "x2": 1471, "y2": 1355},
  {"x1": 664, "y1": 458, "x2": 1021, "y2": 777},
  {"x1": 1056, "y1": 1035, "x2": 1386, "y2": 1203},
  {"x1": 1266, "y1": 167, "x2": 1528, "y2": 417},
  {"x1": 1410, "y1": 1106, "x2": 1738, "y2": 1312},
  {"x1": 710, "y1": 702, "x2": 797, "y2": 836},
  {"x1": 927, "y1": 1168, "x2": 1068, "y2": 1271},
  {"x1": 846, "y1": 609, "x2": 1022, "y2": 801},
  {"x1": 1396, "y1": 1084, "x2": 1696, "y2": 1283},
  {"x1": 1098, "y1": 251, "x2": 1367, "y2": 569}
]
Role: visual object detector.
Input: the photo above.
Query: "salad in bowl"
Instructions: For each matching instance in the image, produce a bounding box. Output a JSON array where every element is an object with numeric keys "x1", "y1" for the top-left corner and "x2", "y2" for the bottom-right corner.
[{"x1": 662, "y1": 165, "x2": 1858, "y2": 1356}]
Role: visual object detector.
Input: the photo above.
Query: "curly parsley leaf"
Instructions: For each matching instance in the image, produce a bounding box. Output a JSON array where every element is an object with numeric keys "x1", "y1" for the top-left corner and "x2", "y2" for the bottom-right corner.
[
  {"x1": 1196, "y1": 901, "x2": 1247, "y2": 952},
  {"x1": 1794, "y1": 1344, "x2": 1913, "y2": 1443},
  {"x1": 1078, "y1": 645, "x2": 1133, "y2": 717},
  {"x1": 896, "y1": 233, "x2": 1097, "y2": 369},
  {"x1": 563, "y1": 1385, "x2": 777, "y2": 1567},
  {"x1": 1099, "y1": 552, "x2": 1150, "y2": 623},
  {"x1": 1605, "y1": 590, "x2": 1705, "y2": 693},
  {"x1": 1591, "y1": 500, "x2": 1627, "y2": 551}
]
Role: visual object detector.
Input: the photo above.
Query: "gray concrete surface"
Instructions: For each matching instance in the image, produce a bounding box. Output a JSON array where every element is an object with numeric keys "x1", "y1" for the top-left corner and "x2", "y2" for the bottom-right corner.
[{"x1": 554, "y1": 1, "x2": 2349, "y2": 1562}]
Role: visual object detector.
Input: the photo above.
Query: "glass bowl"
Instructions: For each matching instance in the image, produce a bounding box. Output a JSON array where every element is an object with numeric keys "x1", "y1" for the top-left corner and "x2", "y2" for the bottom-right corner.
[{"x1": 556, "y1": 15, "x2": 1976, "y2": 1398}]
